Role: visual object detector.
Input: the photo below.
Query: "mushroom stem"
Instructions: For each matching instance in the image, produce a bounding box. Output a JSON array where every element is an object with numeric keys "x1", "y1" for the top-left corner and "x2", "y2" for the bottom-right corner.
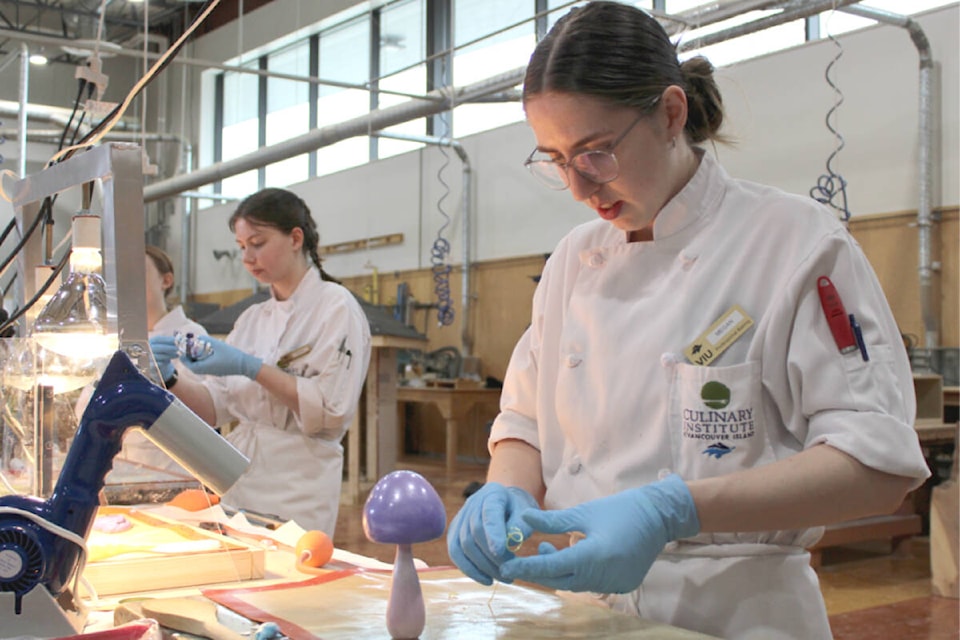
[{"x1": 386, "y1": 543, "x2": 425, "y2": 639}]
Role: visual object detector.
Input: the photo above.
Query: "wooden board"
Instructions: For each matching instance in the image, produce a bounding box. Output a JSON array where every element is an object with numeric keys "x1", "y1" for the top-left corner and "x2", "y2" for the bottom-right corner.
[{"x1": 83, "y1": 507, "x2": 265, "y2": 596}]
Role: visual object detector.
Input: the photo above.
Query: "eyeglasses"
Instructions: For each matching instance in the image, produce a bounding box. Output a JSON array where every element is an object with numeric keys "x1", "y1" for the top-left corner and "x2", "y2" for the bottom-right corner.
[{"x1": 523, "y1": 97, "x2": 660, "y2": 191}]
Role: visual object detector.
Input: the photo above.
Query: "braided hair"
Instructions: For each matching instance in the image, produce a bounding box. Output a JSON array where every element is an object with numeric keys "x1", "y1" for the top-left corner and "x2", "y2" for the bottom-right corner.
[{"x1": 229, "y1": 188, "x2": 340, "y2": 283}]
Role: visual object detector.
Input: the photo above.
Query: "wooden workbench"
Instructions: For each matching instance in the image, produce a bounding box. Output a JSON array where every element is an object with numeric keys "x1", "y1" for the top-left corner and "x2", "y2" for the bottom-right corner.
[
  {"x1": 396, "y1": 384, "x2": 501, "y2": 474},
  {"x1": 343, "y1": 334, "x2": 427, "y2": 505}
]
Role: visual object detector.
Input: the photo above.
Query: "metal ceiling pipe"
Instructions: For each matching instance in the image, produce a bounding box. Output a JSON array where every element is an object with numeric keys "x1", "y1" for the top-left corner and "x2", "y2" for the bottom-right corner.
[
  {"x1": 0, "y1": 129, "x2": 181, "y2": 143},
  {"x1": 662, "y1": 0, "x2": 793, "y2": 33},
  {"x1": 143, "y1": 68, "x2": 524, "y2": 202},
  {"x1": 18, "y1": 44, "x2": 29, "y2": 177},
  {"x1": 375, "y1": 131, "x2": 474, "y2": 358},
  {"x1": 0, "y1": 100, "x2": 140, "y2": 131},
  {"x1": 839, "y1": 4, "x2": 939, "y2": 355},
  {"x1": 676, "y1": 0, "x2": 863, "y2": 51}
]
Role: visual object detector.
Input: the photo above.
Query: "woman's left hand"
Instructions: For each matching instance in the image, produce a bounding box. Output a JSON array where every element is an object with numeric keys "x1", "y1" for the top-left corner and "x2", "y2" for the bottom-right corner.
[
  {"x1": 181, "y1": 335, "x2": 263, "y2": 380},
  {"x1": 499, "y1": 474, "x2": 700, "y2": 594}
]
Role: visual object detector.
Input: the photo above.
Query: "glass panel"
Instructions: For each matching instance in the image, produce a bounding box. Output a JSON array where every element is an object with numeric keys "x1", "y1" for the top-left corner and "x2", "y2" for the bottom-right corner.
[
  {"x1": 379, "y1": 0, "x2": 427, "y2": 158},
  {"x1": 317, "y1": 15, "x2": 372, "y2": 177},
  {"x1": 266, "y1": 41, "x2": 311, "y2": 187},
  {"x1": 222, "y1": 61, "x2": 259, "y2": 127},
  {"x1": 221, "y1": 121, "x2": 259, "y2": 199},
  {"x1": 452, "y1": 0, "x2": 535, "y2": 137},
  {"x1": 221, "y1": 60, "x2": 260, "y2": 198}
]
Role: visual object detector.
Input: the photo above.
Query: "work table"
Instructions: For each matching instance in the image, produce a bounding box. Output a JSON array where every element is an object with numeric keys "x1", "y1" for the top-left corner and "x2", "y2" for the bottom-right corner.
[{"x1": 71, "y1": 505, "x2": 717, "y2": 640}]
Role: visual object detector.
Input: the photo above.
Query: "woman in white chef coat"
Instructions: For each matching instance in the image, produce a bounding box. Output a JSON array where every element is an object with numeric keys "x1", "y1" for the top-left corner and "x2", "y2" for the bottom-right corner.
[
  {"x1": 150, "y1": 188, "x2": 371, "y2": 535},
  {"x1": 446, "y1": 4, "x2": 930, "y2": 639}
]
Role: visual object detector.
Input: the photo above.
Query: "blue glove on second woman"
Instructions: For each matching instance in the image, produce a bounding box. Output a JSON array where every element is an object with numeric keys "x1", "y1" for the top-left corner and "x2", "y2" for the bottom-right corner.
[
  {"x1": 447, "y1": 482, "x2": 539, "y2": 586},
  {"x1": 499, "y1": 474, "x2": 700, "y2": 594},
  {"x1": 149, "y1": 335, "x2": 263, "y2": 380}
]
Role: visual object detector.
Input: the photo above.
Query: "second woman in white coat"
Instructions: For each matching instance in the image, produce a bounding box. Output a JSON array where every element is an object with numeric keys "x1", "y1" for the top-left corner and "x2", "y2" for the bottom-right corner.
[{"x1": 151, "y1": 188, "x2": 371, "y2": 535}]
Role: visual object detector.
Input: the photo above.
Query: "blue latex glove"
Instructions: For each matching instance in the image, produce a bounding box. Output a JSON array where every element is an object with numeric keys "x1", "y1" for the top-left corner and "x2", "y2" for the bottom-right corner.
[
  {"x1": 176, "y1": 335, "x2": 263, "y2": 379},
  {"x1": 500, "y1": 474, "x2": 700, "y2": 594},
  {"x1": 447, "y1": 482, "x2": 539, "y2": 586},
  {"x1": 148, "y1": 335, "x2": 178, "y2": 381}
]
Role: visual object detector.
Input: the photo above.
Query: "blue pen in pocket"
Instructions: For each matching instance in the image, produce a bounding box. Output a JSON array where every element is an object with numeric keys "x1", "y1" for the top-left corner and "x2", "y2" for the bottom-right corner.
[{"x1": 849, "y1": 314, "x2": 869, "y2": 362}]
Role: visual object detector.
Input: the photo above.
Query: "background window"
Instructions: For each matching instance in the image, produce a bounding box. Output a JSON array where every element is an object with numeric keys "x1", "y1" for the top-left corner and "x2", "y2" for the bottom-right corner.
[
  {"x1": 266, "y1": 41, "x2": 311, "y2": 187},
  {"x1": 451, "y1": 0, "x2": 534, "y2": 138},
  {"x1": 316, "y1": 15, "x2": 372, "y2": 177},
  {"x1": 220, "y1": 60, "x2": 260, "y2": 199},
  {"x1": 378, "y1": 0, "x2": 428, "y2": 159}
]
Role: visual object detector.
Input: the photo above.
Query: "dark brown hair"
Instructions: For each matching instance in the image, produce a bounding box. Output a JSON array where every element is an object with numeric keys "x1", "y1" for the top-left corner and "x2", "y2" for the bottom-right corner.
[
  {"x1": 145, "y1": 244, "x2": 175, "y2": 300},
  {"x1": 229, "y1": 188, "x2": 339, "y2": 283},
  {"x1": 523, "y1": 1, "x2": 725, "y2": 144}
]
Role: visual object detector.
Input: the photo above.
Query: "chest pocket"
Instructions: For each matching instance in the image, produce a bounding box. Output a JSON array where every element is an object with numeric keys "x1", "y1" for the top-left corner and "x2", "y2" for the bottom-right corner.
[{"x1": 667, "y1": 360, "x2": 775, "y2": 480}]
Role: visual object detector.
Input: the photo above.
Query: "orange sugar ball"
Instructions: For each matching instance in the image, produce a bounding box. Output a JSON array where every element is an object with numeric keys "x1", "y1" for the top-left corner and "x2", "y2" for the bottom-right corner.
[
  {"x1": 295, "y1": 530, "x2": 334, "y2": 568},
  {"x1": 167, "y1": 489, "x2": 220, "y2": 511}
]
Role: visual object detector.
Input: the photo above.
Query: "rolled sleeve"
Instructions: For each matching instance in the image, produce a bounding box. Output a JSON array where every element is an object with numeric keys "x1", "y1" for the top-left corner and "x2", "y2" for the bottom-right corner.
[
  {"x1": 769, "y1": 230, "x2": 930, "y2": 487},
  {"x1": 489, "y1": 326, "x2": 542, "y2": 454}
]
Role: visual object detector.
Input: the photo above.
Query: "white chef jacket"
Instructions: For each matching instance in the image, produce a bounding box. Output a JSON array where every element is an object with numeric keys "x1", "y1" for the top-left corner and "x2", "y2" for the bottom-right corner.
[
  {"x1": 489, "y1": 151, "x2": 930, "y2": 639},
  {"x1": 202, "y1": 268, "x2": 371, "y2": 535}
]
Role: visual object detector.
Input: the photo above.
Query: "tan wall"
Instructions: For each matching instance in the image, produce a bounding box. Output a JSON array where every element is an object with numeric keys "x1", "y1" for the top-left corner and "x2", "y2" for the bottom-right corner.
[
  {"x1": 848, "y1": 207, "x2": 959, "y2": 349},
  {"x1": 190, "y1": 209, "x2": 958, "y2": 460}
]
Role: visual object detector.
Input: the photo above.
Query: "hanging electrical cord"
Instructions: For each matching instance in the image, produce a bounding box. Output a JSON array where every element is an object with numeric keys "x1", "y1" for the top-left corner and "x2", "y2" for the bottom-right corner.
[
  {"x1": 430, "y1": 57, "x2": 455, "y2": 327},
  {"x1": 431, "y1": 129, "x2": 455, "y2": 326},
  {"x1": 809, "y1": 10, "x2": 851, "y2": 221},
  {"x1": 58, "y1": 79, "x2": 93, "y2": 152}
]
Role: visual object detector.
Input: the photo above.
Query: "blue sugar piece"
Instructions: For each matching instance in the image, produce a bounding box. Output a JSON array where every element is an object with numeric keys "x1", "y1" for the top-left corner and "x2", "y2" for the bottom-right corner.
[{"x1": 255, "y1": 621, "x2": 281, "y2": 640}]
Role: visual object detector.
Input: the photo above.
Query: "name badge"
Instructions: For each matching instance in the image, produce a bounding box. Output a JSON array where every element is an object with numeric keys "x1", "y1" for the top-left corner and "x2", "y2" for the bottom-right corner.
[{"x1": 684, "y1": 304, "x2": 754, "y2": 366}]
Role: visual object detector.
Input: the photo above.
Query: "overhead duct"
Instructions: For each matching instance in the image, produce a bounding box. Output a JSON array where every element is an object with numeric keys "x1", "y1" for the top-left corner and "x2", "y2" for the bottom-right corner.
[
  {"x1": 675, "y1": 0, "x2": 862, "y2": 51},
  {"x1": 143, "y1": 69, "x2": 523, "y2": 202},
  {"x1": 838, "y1": 4, "x2": 940, "y2": 358}
]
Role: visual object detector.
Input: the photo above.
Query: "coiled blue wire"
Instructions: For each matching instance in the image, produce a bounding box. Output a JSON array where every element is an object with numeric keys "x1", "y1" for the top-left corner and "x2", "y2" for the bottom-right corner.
[
  {"x1": 810, "y1": 24, "x2": 851, "y2": 221},
  {"x1": 431, "y1": 108, "x2": 455, "y2": 327}
]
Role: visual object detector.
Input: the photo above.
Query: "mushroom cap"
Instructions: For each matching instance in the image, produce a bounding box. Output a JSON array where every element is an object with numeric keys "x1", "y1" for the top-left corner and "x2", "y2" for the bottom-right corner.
[{"x1": 363, "y1": 470, "x2": 446, "y2": 544}]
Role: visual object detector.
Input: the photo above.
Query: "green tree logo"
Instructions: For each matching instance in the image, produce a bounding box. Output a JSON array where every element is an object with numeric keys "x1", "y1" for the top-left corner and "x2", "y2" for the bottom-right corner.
[{"x1": 701, "y1": 381, "x2": 731, "y2": 409}]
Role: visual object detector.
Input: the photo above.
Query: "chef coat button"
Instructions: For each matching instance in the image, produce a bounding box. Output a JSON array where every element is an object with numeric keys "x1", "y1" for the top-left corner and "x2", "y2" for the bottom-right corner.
[
  {"x1": 658, "y1": 468, "x2": 672, "y2": 480},
  {"x1": 589, "y1": 253, "x2": 604, "y2": 268},
  {"x1": 679, "y1": 252, "x2": 698, "y2": 270},
  {"x1": 660, "y1": 352, "x2": 680, "y2": 368},
  {"x1": 565, "y1": 354, "x2": 582, "y2": 368},
  {"x1": 568, "y1": 459, "x2": 583, "y2": 474}
]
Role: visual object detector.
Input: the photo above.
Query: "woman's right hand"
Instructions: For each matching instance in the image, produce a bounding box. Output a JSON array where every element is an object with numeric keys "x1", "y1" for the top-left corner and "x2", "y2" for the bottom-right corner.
[
  {"x1": 446, "y1": 482, "x2": 538, "y2": 585},
  {"x1": 149, "y1": 335, "x2": 178, "y2": 381}
]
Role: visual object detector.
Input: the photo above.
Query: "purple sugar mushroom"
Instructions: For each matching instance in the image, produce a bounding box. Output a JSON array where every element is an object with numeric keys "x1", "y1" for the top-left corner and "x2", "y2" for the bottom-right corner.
[{"x1": 363, "y1": 470, "x2": 446, "y2": 639}]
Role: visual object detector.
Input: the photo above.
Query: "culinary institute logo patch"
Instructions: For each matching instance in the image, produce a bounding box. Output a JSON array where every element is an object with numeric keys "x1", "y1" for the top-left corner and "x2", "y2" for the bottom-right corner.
[{"x1": 681, "y1": 381, "x2": 756, "y2": 459}]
